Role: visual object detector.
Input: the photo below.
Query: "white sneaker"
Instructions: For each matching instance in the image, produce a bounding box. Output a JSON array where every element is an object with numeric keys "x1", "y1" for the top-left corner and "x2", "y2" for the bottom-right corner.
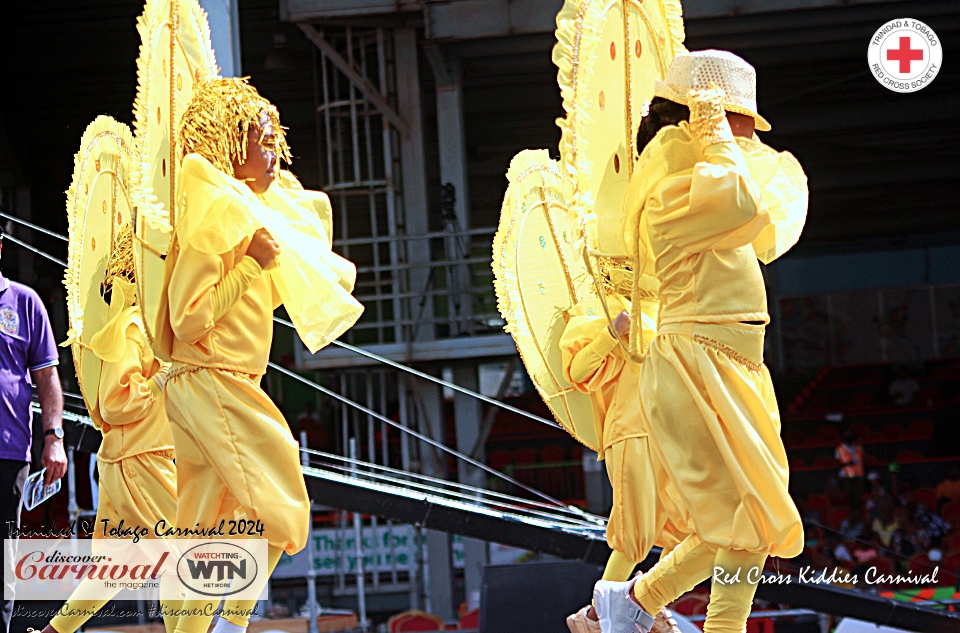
[
  {"x1": 592, "y1": 579, "x2": 656, "y2": 633},
  {"x1": 567, "y1": 605, "x2": 601, "y2": 633}
]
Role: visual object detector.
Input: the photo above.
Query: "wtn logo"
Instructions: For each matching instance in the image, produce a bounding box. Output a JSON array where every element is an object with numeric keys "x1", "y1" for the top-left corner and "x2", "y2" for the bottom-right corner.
[{"x1": 185, "y1": 559, "x2": 247, "y2": 581}]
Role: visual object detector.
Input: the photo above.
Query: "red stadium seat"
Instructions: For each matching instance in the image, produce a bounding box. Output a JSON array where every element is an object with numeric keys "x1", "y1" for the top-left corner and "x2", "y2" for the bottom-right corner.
[
  {"x1": 881, "y1": 422, "x2": 905, "y2": 440},
  {"x1": 806, "y1": 494, "x2": 830, "y2": 513},
  {"x1": 911, "y1": 487, "x2": 937, "y2": 509},
  {"x1": 824, "y1": 507, "x2": 850, "y2": 529},
  {"x1": 906, "y1": 419, "x2": 934, "y2": 439},
  {"x1": 942, "y1": 501, "x2": 960, "y2": 526},
  {"x1": 388, "y1": 610, "x2": 445, "y2": 632}
]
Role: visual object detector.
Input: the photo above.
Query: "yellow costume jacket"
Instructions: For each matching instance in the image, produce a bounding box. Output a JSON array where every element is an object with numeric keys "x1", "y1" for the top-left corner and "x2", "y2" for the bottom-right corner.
[
  {"x1": 622, "y1": 122, "x2": 806, "y2": 557},
  {"x1": 89, "y1": 279, "x2": 173, "y2": 462}
]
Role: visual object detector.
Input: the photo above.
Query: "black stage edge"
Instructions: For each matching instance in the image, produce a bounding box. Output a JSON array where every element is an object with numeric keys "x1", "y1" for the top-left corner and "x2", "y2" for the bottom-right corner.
[{"x1": 305, "y1": 468, "x2": 960, "y2": 633}]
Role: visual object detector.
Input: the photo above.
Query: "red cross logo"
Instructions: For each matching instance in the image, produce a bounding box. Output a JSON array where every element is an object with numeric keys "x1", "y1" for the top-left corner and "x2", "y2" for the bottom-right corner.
[{"x1": 886, "y1": 36, "x2": 924, "y2": 73}]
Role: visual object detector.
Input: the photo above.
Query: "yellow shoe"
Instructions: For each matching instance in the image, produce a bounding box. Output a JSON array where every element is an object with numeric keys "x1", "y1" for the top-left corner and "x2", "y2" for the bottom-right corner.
[{"x1": 566, "y1": 605, "x2": 601, "y2": 633}]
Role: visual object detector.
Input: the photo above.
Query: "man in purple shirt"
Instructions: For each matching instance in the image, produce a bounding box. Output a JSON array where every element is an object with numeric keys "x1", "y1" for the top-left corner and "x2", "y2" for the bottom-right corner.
[{"x1": 0, "y1": 225, "x2": 66, "y2": 633}]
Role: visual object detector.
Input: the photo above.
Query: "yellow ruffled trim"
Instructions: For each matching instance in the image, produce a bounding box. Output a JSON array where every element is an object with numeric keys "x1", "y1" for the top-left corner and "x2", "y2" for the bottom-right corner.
[
  {"x1": 63, "y1": 116, "x2": 135, "y2": 347},
  {"x1": 553, "y1": 0, "x2": 607, "y2": 212},
  {"x1": 177, "y1": 154, "x2": 363, "y2": 353},
  {"x1": 89, "y1": 279, "x2": 143, "y2": 364},
  {"x1": 736, "y1": 137, "x2": 808, "y2": 264},
  {"x1": 131, "y1": 0, "x2": 219, "y2": 233}
]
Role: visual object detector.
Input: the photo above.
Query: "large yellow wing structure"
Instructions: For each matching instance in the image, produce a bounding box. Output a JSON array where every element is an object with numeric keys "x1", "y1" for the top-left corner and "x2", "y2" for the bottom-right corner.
[
  {"x1": 131, "y1": 0, "x2": 219, "y2": 344},
  {"x1": 492, "y1": 150, "x2": 600, "y2": 451},
  {"x1": 554, "y1": 0, "x2": 685, "y2": 358},
  {"x1": 63, "y1": 117, "x2": 136, "y2": 428}
]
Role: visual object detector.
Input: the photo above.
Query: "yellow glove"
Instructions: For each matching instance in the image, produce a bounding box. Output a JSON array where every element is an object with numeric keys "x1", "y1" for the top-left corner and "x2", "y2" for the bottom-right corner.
[
  {"x1": 688, "y1": 84, "x2": 735, "y2": 150},
  {"x1": 149, "y1": 361, "x2": 172, "y2": 394}
]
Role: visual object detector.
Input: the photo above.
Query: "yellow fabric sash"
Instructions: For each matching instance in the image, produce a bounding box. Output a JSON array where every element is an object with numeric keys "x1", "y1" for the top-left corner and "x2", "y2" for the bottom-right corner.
[{"x1": 176, "y1": 155, "x2": 363, "y2": 352}]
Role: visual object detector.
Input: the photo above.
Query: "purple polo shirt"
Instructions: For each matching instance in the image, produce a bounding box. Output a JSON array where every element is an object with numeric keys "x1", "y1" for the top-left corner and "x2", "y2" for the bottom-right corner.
[{"x1": 0, "y1": 274, "x2": 59, "y2": 462}]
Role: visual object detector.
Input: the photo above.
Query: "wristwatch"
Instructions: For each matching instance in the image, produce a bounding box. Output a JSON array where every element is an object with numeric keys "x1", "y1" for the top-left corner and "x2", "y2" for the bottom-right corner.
[{"x1": 44, "y1": 427, "x2": 64, "y2": 440}]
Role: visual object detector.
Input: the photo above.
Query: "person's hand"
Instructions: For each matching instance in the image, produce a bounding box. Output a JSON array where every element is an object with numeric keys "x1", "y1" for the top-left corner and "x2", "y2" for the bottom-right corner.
[
  {"x1": 612, "y1": 310, "x2": 631, "y2": 338},
  {"x1": 246, "y1": 228, "x2": 280, "y2": 270},
  {"x1": 688, "y1": 84, "x2": 735, "y2": 150},
  {"x1": 42, "y1": 436, "x2": 67, "y2": 486},
  {"x1": 152, "y1": 361, "x2": 172, "y2": 393}
]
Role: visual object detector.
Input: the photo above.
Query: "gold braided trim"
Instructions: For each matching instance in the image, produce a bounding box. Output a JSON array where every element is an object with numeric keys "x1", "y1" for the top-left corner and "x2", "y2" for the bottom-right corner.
[
  {"x1": 167, "y1": 363, "x2": 258, "y2": 384},
  {"x1": 692, "y1": 334, "x2": 763, "y2": 373}
]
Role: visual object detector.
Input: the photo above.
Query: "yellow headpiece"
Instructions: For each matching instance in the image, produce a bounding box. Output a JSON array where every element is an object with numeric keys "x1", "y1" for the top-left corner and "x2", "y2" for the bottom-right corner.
[{"x1": 178, "y1": 77, "x2": 292, "y2": 175}]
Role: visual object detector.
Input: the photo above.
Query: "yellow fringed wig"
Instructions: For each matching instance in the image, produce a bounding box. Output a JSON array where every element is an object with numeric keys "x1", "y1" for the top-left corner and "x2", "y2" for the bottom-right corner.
[{"x1": 178, "y1": 77, "x2": 292, "y2": 175}]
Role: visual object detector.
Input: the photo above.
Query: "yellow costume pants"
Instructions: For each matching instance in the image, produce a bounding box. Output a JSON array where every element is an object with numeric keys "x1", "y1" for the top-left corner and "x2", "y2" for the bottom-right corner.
[
  {"x1": 164, "y1": 367, "x2": 309, "y2": 633},
  {"x1": 50, "y1": 452, "x2": 180, "y2": 633},
  {"x1": 629, "y1": 323, "x2": 800, "y2": 633},
  {"x1": 604, "y1": 437, "x2": 688, "y2": 563},
  {"x1": 165, "y1": 367, "x2": 310, "y2": 554},
  {"x1": 633, "y1": 535, "x2": 766, "y2": 633}
]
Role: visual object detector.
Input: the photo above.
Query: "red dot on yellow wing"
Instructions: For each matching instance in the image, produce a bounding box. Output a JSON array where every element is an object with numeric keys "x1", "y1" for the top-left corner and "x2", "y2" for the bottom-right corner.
[
  {"x1": 162, "y1": 159, "x2": 167, "y2": 177},
  {"x1": 163, "y1": 59, "x2": 168, "y2": 77},
  {"x1": 157, "y1": 107, "x2": 161, "y2": 124},
  {"x1": 95, "y1": 159, "x2": 101, "y2": 171},
  {"x1": 635, "y1": 41, "x2": 642, "y2": 58},
  {"x1": 116, "y1": 211, "x2": 122, "y2": 225},
  {"x1": 659, "y1": 33, "x2": 665, "y2": 46},
  {"x1": 195, "y1": 68, "x2": 202, "y2": 82},
  {"x1": 610, "y1": 42, "x2": 616, "y2": 61},
  {"x1": 599, "y1": 91, "x2": 606, "y2": 110},
  {"x1": 91, "y1": 237, "x2": 96, "y2": 251},
  {"x1": 614, "y1": 154, "x2": 621, "y2": 173},
  {"x1": 102, "y1": 200, "x2": 107, "y2": 214}
]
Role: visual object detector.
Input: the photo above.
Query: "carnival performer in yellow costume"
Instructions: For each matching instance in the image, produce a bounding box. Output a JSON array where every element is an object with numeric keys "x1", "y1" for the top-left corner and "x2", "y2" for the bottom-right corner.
[
  {"x1": 591, "y1": 51, "x2": 807, "y2": 633},
  {"x1": 562, "y1": 292, "x2": 688, "y2": 633},
  {"x1": 155, "y1": 78, "x2": 360, "y2": 633},
  {"x1": 40, "y1": 227, "x2": 180, "y2": 633}
]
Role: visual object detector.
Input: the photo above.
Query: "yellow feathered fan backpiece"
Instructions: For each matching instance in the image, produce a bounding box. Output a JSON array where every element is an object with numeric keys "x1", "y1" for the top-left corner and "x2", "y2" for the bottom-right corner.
[
  {"x1": 492, "y1": 0, "x2": 685, "y2": 448},
  {"x1": 492, "y1": 150, "x2": 599, "y2": 450},
  {"x1": 63, "y1": 116, "x2": 137, "y2": 427},
  {"x1": 131, "y1": 0, "x2": 220, "y2": 345}
]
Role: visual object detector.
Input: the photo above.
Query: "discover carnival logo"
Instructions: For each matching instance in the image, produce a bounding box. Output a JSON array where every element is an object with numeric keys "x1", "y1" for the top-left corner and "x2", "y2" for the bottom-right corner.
[
  {"x1": 5, "y1": 538, "x2": 268, "y2": 601},
  {"x1": 868, "y1": 18, "x2": 941, "y2": 93}
]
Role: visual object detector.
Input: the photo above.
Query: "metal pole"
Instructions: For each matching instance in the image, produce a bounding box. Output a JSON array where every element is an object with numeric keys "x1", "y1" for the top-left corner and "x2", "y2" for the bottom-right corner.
[
  {"x1": 364, "y1": 371, "x2": 380, "y2": 591},
  {"x1": 349, "y1": 439, "x2": 368, "y2": 629},
  {"x1": 300, "y1": 431, "x2": 320, "y2": 633}
]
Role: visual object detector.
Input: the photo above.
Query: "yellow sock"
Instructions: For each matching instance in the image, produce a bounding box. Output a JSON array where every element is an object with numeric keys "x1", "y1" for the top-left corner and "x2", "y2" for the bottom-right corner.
[
  {"x1": 703, "y1": 549, "x2": 767, "y2": 633},
  {"x1": 218, "y1": 546, "x2": 284, "y2": 627},
  {"x1": 633, "y1": 534, "x2": 716, "y2": 615},
  {"x1": 601, "y1": 550, "x2": 639, "y2": 582}
]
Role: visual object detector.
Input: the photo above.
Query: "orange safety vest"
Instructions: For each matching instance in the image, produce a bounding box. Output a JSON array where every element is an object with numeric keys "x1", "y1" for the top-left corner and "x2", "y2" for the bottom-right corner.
[{"x1": 835, "y1": 442, "x2": 864, "y2": 478}]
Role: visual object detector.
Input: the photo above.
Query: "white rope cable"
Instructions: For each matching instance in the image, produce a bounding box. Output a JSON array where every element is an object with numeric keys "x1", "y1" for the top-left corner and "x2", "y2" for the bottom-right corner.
[
  {"x1": 305, "y1": 456, "x2": 600, "y2": 531},
  {"x1": 0, "y1": 212, "x2": 69, "y2": 242},
  {"x1": 273, "y1": 317, "x2": 561, "y2": 430},
  {"x1": 302, "y1": 447, "x2": 593, "y2": 519},
  {"x1": 3, "y1": 234, "x2": 67, "y2": 266},
  {"x1": 2, "y1": 218, "x2": 558, "y2": 430},
  {"x1": 15, "y1": 230, "x2": 578, "y2": 514},
  {"x1": 302, "y1": 448, "x2": 599, "y2": 525},
  {"x1": 269, "y1": 360, "x2": 573, "y2": 510}
]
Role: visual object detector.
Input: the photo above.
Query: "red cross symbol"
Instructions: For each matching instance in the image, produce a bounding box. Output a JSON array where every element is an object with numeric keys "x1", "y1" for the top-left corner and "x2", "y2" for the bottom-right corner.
[{"x1": 887, "y1": 36, "x2": 924, "y2": 73}]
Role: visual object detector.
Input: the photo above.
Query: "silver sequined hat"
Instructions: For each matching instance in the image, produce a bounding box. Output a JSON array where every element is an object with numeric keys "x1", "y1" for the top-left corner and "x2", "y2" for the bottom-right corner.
[{"x1": 653, "y1": 49, "x2": 771, "y2": 131}]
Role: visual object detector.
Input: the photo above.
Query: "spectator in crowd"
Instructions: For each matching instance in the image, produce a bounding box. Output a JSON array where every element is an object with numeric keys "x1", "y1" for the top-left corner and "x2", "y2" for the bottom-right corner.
[
  {"x1": 0, "y1": 228, "x2": 66, "y2": 633},
  {"x1": 935, "y1": 467, "x2": 960, "y2": 504},
  {"x1": 871, "y1": 501, "x2": 901, "y2": 549},
  {"x1": 888, "y1": 366, "x2": 920, "y2": 407},
  {"x1": 913, "y1": 501, "x2": 952, "y2": 549},
  {"x1": 838, "y1": 507, "x2": 867, "y2": 541},
  {"x1": 835, "y1": 430, "x2": 865, "y2": 513}
]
